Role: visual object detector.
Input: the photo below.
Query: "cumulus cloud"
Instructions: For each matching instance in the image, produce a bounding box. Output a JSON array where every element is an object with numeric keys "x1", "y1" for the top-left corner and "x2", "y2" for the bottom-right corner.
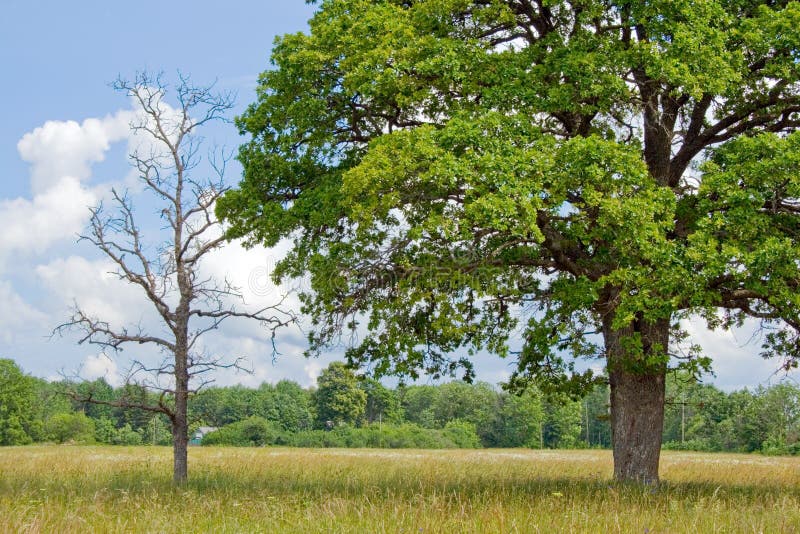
[
  {"x1": 0, "y1": 281, "x2": 47, "y2": 344},
  {"x1": 0, "y1": 110, "x2": 140, "y2": 271},
  {"x1": 200, "y1": 237, "x2": 300, "y2": 305},
  {"x1": 303, "y1": 360, "x2": 324, "y2": 387},
  {"x1": 17, "y1": 111, "x2": 133, "y2": 195},
  {"x1": 81, "y1": 353, "x2": 122, "y2": 387},
  {"x1": 35, "y1": 255, "x2": 153, "y2": 329},
  {"x1": 683, "y1": 319, "x2": 799, "y2": 390},
  {"x1": 0, "y1": 177, "x2": 96, "y2": 266}
]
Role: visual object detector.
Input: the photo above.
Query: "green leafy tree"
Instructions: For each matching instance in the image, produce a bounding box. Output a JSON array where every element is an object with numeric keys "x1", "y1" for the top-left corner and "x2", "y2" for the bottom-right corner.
[
  {"x1": 112, "y1": 383, "x2": 154, "y2": 432},
  {"x1": 112, "y1": 423, "x2": 144, "y2": 445},
  {"x1": 0, "y1": 359, "x2": 40, "y2": 445},
  {"x1": 398, "y1": 385, "x2": 439, "y2": 429},
  {"x1": 220, "y1": 0, "x2": 800, "y2": 482},
  {"x1": 94, "y1": 417, "x2": 117, "y2": 444},
  {"x1": 443, "y1": 420, "x2": 482, "y2": 448},
  {"x1": 313, "y1": 362, "x2": 367, "y2": 427},
  {"x1": 360, "y1": 377, "x2": 404, "y2": 424},
  {"x1": 726, "y1": 389, "x2": 761, "y2": 452},
  {"x1": 432, "y1": 381, "x2": 496, "y2": 441},
  {"x1": 751, "y1": 383, "x2": 800, "y2": 453},
  {"x1": 581, "y1": 384, "x2": 612, "y2": 448},
  {"x1": 485, "y1": 389, "x2": 545, "y2": 448},
  {"x1": 33, "y1": 379, "x2": 73, "y2": 432},
  {"x1": 543, "y1": 396, "x2": 583, "y2": 449},
  {"x1": 684, "y1": 384, "x2": 734, "y2": 451},
  {"x1": 274, "y1": 380, "x2": 314, "y2": 432},
  {"x1": 73, "y1": 379, "x2": 115, "y2": 421},
  {"x1": 45, "y1": 412, "x2": 95, "y2": 444},
  {"x1": 142, "y1": 415, "x2": 172, "y2": 446}
]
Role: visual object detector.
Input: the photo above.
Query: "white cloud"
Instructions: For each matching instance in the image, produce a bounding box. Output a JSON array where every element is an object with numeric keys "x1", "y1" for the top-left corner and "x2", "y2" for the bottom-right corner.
[
  {"x1": 35, "y1": 255, "x2": 153, "y2": 329},
  {"x1": 200, "y1": 237, "x2": 299, "y2": 305},
  {"x1": 17, "y1": 111, "x2": 133, "y2": 195},
  {"x1": 304, "y1": 360, "x2": 323, "y2": 387},
  {"x1": 0, "y1": 281, "x2": 47, "y2": 344},
  {"x1": 683, "y1": 319, "x2": 799, "y2": 391},
  {"x1": 81, "y1": 353, "x2": 122, "y2": 387},
  {"x1": 0, "y1": 109, "x2": 140, "y2": 271},
  {"x1": 0, "y1": 177, "x2": 96, "y2": 266}
]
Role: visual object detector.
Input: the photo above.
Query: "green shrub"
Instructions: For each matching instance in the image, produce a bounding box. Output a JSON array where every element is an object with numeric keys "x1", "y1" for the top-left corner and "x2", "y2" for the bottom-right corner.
[
  {"x1": 202, "y1": 417, "x2": 283, "y2": 446},
  {"x1": 45, "y1": 412, "x2": 95, "y2": 444},
  {"x1": 94, "y1": 417, "x2": 116, "y2": 444},
  {"x1": 443, "y1": 420, "x2": 481, "y2": 449},
  {"x1": 662, "y1": 439, "x2": 712, "y2": 452},
  {"x1": 112, "y1": 424, "x2": 144, "y2": 445},
  {"x1": 0, "y1": 414, "x2": 32, "y2": 445}
]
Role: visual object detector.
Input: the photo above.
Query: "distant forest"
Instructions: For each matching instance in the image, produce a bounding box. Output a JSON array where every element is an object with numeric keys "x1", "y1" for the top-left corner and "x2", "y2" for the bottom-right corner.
[{"x1": 1, "y1": 358, "x2": 798, "y2": 454}]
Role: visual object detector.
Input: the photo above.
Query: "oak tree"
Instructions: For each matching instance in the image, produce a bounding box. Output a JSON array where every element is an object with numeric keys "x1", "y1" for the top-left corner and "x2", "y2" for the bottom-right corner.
[{"x1": 219, "y1": 0, "x2": 800, "y2": 483}]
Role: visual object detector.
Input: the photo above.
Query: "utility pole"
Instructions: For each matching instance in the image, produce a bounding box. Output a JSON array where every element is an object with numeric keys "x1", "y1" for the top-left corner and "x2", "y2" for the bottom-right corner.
[
  {"x1": 584, "y1": 399, "x2": 590, "y2": 447},
  {"x1": 681, "y1": 395, "x2": 686, "y2": 445}
]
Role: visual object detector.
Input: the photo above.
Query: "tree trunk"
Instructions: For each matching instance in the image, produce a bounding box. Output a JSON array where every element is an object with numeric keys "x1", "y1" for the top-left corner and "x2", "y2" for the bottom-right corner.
[
  {"x1": 603, "y1": 312, "x2": 668, "y2": 484},
  {"x1": 172, "y1": 383, "x2": 189, "y2": 484},
  {"x1": 172, "y1": 343, "x2": 190, "y2": 484}
]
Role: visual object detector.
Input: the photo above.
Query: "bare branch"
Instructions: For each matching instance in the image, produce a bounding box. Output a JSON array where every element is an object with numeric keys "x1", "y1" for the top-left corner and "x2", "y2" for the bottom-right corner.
[{"x1": 57, "y1": 72, "x2": 293, "y2": 483}]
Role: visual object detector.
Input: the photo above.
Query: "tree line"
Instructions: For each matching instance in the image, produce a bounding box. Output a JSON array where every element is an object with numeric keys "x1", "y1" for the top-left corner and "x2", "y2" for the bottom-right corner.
[{"x1": 2, "y1": 358, "x2": 797, "y2": 454}]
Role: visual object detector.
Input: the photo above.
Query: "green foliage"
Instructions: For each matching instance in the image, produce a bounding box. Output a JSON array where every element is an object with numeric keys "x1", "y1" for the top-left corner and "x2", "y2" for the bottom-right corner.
[
  {"x1": 142, "y1": 416, "x2": 172, "y2": 446},
  {"x1": 72, "y1": 379, "x2": 114, "y2": 421},
  {"x1": 112, "y1": 424, "x2": 144, "y2": 446},
  {"x1": 273, "y1": 380, "x2": 314, "y2": 432},
  {"x1": 112, "y1": 384, "x2": 156, "y2": 432},
  {"x1": 33, "y1": 379, "x2": 73, "y2": 429},
  {"x1": 218, "y1": 5, "x2": 800, "y2": 480},
  {"x1": 432, "y1": 381, "x2": 495, "y2": 431},
  {"x1": 0, "y1": 359, "x2": 40, "y2": 445},
  {"x1": 399, "y1": 385, "x2": 439, "y2": 429},
  {"x1": 94, "y1": 417, "x2": 117, "y2": 444},
  {"x1": 443, "y1": 420, "x2": 481, "y2": 448},
  {"x1": 313, "y1": 362, "x2": 367, "y2": 427},
  {"x1": 663, "y1": 373, "x2": 800, "y2": 454},
  {"x1": 543, "y1": 396, "x2": 583, "y2": 449},
  {"x1": 2, "y1": 352, "x2": 799, "y2": 456},
  {"x1": 286, "y1": 422, "x2": 474, "y2": 449},
  {"x1": 202, "y1": 417, "x2": 284, "y2": 447},
  {"x1": 485, "y1": 389, "x2": 546, "y2": 448},
  {"x1": 45, "y1": 413, "x2": 95, "y2": 444},
  {"x1": 360, "y1": 378, "x2": 404, "y2": 424}
]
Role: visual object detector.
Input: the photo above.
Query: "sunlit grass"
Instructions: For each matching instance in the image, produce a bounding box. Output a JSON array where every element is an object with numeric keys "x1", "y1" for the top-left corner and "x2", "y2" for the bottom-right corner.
[{"x1": 1, "y1": 446, "x2": 798, "y2": 532}]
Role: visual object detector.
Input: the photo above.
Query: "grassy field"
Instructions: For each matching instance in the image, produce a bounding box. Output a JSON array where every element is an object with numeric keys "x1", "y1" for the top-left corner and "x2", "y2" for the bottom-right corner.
[{"x1": 0, "y1": 446, "x2": 798, "y2": 533}]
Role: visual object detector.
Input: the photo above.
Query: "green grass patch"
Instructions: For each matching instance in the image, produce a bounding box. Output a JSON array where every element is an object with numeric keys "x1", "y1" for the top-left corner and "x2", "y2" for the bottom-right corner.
[{"x1": 1, "y1": 446, "x2": 798, "y2": 532}]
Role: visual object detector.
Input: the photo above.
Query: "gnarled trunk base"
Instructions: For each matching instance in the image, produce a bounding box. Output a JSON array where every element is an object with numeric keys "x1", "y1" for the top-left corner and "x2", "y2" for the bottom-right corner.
[
  {"x1": 605, "y1": 315, "x2": 668, "y2": 484},
  {"x1": 609, "y1": 366, "x2": 665, "y2": 484}
]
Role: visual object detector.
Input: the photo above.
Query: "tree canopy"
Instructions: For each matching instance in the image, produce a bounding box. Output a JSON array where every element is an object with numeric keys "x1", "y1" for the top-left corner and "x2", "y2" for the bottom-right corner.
[
  {"x1": 219, "y1": 0, "x2": 800, "y2": 482},
  {"x1": 0, "y1": 359, "x2": 40, "y2": 445}
]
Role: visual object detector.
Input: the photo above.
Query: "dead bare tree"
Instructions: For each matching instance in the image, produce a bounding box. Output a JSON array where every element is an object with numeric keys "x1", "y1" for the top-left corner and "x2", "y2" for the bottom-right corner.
[{"x1": 55, "y1": 72, "x2": 294, "y2": 483}]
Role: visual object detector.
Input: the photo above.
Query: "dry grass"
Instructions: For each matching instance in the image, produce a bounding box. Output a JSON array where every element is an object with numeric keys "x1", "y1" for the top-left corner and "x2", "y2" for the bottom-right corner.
[{"x1": 0, "y1": 446, "x2": 798, "y2": 533}]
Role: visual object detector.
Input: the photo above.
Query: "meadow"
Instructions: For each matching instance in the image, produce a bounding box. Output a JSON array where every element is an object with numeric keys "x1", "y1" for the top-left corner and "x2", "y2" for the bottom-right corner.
[{"x1": 0, "y1": 446, "x2": 798, "y2": 533}]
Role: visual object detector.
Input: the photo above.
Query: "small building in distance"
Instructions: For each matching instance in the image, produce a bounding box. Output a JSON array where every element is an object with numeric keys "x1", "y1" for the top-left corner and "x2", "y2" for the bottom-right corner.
[{"x1": 190, "y1": 426, "x2": 218, "y2": 445}]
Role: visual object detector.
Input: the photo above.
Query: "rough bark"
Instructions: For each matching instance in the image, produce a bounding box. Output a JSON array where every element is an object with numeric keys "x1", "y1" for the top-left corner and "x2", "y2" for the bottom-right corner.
[
  {"x1": 172, "y1": 402, "x2": 188, "y2": 484},
  {"x1": 172, "y1": 337, "x2": 189, "y2": 483},
  {"x1": 603, "y1": 311, "x2": 668, "y2": 484}
]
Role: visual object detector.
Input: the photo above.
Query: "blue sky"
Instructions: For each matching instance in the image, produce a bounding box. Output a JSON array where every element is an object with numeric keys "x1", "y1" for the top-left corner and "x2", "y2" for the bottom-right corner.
[{"x1": 0, "y1": 1, "x2": 796, "y2": 391}]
